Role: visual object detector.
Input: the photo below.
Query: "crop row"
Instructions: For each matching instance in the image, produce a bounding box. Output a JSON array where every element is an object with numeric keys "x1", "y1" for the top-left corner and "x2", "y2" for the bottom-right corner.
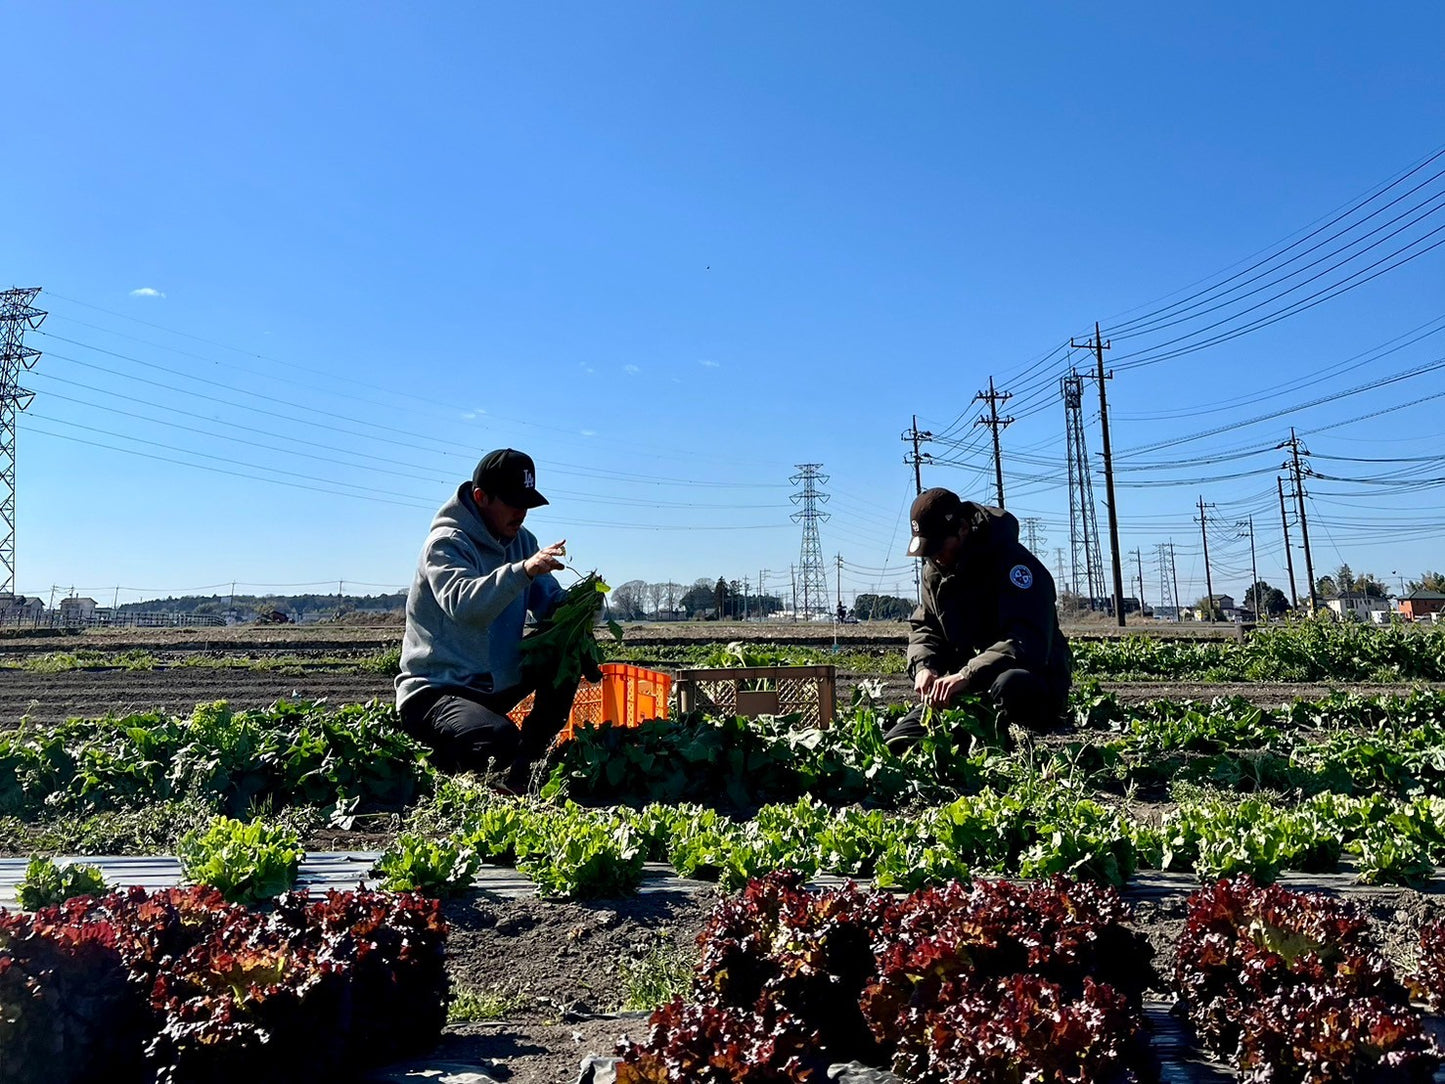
[
  {"x1": 373, "y1": 774, "x2": 1445, "y2": 899},
  {"x1": 10, "y1": 692, "x2": 1445, "y2": 897},
  {"x1": 610, "y1": 872, "x2": 1445, "y2": 1083},
  {"x1": 600, "y1": 621, "x2": 1445, "y2": 682},
  {"x1": 0, "y1": 885, "x2": 447, "y2": 1084},
  {"x1": 4, "y1": 688, "x2": 1441, "y2": 825},
  {"x1": 14, "y1": 867, "x2": 1445, "y2": 1082},
  {"x1": 6, "y1": 621, "x2": 1442, "y2": 684}
]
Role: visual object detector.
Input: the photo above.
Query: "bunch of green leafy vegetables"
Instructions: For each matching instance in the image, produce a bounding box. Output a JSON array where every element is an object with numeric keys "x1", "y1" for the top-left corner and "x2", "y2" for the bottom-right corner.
[{"x1": 521, "y1": 571, "x2": 623, "y2": 689}]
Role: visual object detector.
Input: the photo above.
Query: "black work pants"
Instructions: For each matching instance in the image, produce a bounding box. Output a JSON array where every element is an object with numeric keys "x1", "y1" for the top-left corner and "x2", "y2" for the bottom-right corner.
[{"x1": 399, "y1": 674, "x2": 580, "y2": 787}]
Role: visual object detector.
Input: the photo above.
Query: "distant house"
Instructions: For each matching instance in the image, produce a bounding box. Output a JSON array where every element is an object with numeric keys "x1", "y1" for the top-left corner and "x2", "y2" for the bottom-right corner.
[
  {"x1": 0, "y1": 593, "x2": 46, "y2": 621},
  {"x1": 1323, "y1": 595, "x2": 1390, "y2": 622},
  {"x1": 1399, "y1": 590, "x2": 1445, "y2": 622},
  {"x1": 58, "y1": 596, "x2": 98, "y2": 623},
  {"x1": 1192, "y1": 594, "x2": 1237, "y2": 621}
]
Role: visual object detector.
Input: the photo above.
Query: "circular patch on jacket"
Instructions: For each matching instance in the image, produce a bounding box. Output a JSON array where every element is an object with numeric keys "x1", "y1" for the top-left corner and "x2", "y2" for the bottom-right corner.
[{"x1": 1009, "y1": 564, "x2": 1034, "y2": 589}]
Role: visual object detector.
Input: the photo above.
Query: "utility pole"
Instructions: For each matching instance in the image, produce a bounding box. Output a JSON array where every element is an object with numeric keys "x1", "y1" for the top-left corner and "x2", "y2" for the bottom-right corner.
[
  {"x1": 1278, "y1": 428, "x2": 1318, "y2": 614},
  {"x1": 1276, "y1": 477, "x2": 1299, "y2": 612},
  {"x1": 0, "y1": 288, "x2": 46, "y2": 597},
  {"x1": 789, "y1": 563, "x2": 797, "y2": 622},
  {"x1": 835, "y1": 553, "x2": 843, "y2": 614},
  {"x1": 1071, "y1": 324, "x2": 1125, "y2": 627},
  {"x1": 1196, "y1": 497, "x2": 1217, "y2": 621},
  {"x1": 974, "y1": 378, "x2": 1013, "y2": 508},
  {"x1": 902, "y1": 415, "x2": 932, "y2": 496},
  {"x1": 1240, "y1": 517, "x2": 1260, "y2": 621},
  {"x1": 1133, "y1": 547, "x2": 1145, "y2": 617},
  {"x1": 759, "y1": 569, "x2": 766, "y2": 621}
]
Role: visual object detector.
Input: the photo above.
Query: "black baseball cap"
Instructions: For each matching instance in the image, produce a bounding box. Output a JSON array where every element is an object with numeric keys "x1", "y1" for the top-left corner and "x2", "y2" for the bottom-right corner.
[
  {"x1": 906, "y1": 488, "x2": 965, "y2": 557},
  {"x1": 472, "y1": 448, "x2": 548, "y2": 509}
]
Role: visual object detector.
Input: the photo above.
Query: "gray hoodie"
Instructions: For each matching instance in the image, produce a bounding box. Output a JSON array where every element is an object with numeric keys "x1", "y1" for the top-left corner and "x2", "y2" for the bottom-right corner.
[{"x1": 395, "y1": 483, "x2": 565, "y2": 710}]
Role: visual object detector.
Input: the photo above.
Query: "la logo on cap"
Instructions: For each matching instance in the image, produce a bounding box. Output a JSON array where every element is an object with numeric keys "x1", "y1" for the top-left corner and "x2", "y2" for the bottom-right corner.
[{"x1": 524, "y1": 469, "x2": 535, "y2": 489}]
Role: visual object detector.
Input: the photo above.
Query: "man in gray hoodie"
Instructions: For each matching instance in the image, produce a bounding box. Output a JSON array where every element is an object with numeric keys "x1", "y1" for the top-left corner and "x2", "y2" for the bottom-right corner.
[{"x1": 396, "y1": 448, "x2": 574, "y2": 788}]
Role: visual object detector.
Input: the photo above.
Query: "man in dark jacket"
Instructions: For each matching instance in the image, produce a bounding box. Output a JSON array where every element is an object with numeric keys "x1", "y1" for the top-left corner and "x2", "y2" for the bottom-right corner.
[
  {"x1": 396, "y1": 448, "x2": 579, "y2": 789},
  {"x1": 883, "y1": 487, "x2": 1072, "y2": 751}
]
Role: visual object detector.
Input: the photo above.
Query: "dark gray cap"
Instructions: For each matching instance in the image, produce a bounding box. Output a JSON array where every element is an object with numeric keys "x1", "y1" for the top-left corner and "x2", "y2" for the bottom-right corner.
[{"x1": 906, "y1": 488, "x2": 964, "y2": 557}]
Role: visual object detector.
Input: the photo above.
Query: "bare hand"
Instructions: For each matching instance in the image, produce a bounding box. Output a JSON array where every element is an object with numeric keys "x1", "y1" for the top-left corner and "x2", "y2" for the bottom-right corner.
[
  {"x1": 925, "y1": 671, "x2": 971, "y2": 708},
  {"x1": 913, "y1": 667, "x2": 938, "y2": 700},
  {"x1": 524, "y1": 539, "x2": 567, "y2": 579}
]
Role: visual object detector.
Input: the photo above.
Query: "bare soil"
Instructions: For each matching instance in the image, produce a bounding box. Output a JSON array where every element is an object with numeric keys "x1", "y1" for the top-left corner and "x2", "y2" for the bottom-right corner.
[{"x1": 428, "y1": 889, "x2": 719, "y2": 1084}]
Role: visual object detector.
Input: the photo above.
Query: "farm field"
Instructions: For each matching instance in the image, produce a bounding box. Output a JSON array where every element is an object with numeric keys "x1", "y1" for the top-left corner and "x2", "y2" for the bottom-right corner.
[{"x1": 6, "y1": 620, "x2": 1445, "y2": 1083}]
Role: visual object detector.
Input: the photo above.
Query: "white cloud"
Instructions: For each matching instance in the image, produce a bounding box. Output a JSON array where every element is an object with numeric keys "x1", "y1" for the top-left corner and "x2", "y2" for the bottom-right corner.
[
  {"x1": 579, "y1": 362, "x2": 596, "y2": 374},
  {"x1": 581, "y1": 429, "x2": 597, "y2": 437},
  {"x1": 462, "y1": 407, "x2": 488, "y2": 421},
  {"x1": 698, "y1": 359, "x2": 719, "y2": 368},
  {"x1": 129, "y1": 287, "x2": 165, "y2": 299},
  {"x1": 624, "y1": 364, "x2": 641, "y2": 375}
]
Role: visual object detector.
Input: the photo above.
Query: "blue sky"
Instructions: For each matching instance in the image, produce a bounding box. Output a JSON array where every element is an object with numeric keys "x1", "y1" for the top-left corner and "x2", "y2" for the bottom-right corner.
[{"x1": 6, "y1": 3, "x2": 1443, "y2": 611}]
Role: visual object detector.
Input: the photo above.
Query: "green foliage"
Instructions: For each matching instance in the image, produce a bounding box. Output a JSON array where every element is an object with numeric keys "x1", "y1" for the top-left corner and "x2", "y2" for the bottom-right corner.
[
  {"x1": 0, "y1": 798, "x2": 218, "y2": 856},
  {"x1": 15, "y1": 855, "x2": 108, "y2": 909},
  {"x1": 618, "y1": 942, "x2": 696, "y2": 1011},
  {"x1": 175, "y1": 815, "x2": 302, "y2": 904},
  {"x1": 1072, "y1": 623, "x2": 1445, "y2": 682},
  {"x1": 1154, "y1": 795, "x2": 1341, "y2": 882},
  {"x1": 554, "y1": 702, "x2": 994, "y2": 811},
  {"x1": 604, "y1": 639, "x2": 908, "y2": 675},
  {"x1": 516, "y1": 805, "x2": 646, "y2": 899},
  {"x1": 0, "y1": 698, "x2": 430, "y2": 821},
  {"x1": 358, "y1": 646, "x2": 402, "y2": 674},
  {"x1": 374, "y1": 832, "x2": 481, "y2": 897},
  {"x1": 448, "y1": 985, "x2": 532, "y2": 1022}
]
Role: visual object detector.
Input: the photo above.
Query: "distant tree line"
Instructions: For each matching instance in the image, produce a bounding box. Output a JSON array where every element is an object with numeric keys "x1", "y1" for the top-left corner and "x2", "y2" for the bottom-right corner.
[
  {"x1": 117, "y1": 592, "x2": 406, "y2": 619},
  {"x1": 606, "y1": 579, "x2": 914, "y2": 621}
]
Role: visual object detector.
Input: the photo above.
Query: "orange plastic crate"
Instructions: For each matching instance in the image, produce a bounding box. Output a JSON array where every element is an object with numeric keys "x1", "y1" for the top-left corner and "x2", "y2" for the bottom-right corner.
[{"x1": 507, "y1": 663, "x2": 671, "y2": 741}]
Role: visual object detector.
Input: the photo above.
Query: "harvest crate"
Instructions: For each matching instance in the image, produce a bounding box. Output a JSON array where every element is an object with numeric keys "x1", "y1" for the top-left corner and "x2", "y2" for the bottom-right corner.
[
  {"x1": 508, "y1": 663, "x2": 671, "y2": 741},
  {"x1": 672, "y1": 664, "x2": 836, "y2": 728}
]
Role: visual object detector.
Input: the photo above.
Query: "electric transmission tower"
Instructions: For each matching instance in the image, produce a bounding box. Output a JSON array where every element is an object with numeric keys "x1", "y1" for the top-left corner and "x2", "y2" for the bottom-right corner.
[
  {"x1": 1023, "y1": 517, "x2": 1045, "y2": 554},
  {"x1": 1061, "y1": 372, "x2": 1105, "y2": 608},
  {"x1": 0, "y1": 288, "x2": 46, "y2": 597},
  {"x1": 789, "y1": 464, "x2": 830, "y2": 619},
  {"x1": 1154, "y1": 542, "x2": 1177, "y2": 621}
]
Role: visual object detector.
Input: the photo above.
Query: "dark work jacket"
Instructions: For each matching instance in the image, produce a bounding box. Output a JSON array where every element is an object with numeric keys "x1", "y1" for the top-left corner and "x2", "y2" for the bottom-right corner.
[{"x1": 907, "y1": 503, "x2": 1072, "y2": 700}]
